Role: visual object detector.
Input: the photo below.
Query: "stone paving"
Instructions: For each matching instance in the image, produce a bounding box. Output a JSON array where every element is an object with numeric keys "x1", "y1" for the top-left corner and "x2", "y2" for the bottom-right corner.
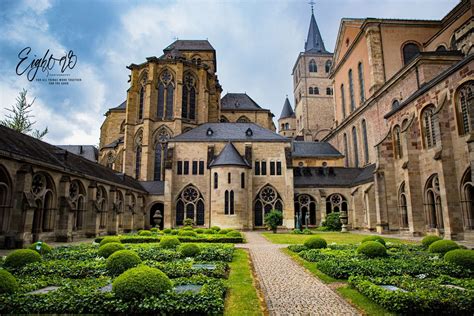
[{"x1": 238, "y1": 232, "x2": 360, "y2": 316}]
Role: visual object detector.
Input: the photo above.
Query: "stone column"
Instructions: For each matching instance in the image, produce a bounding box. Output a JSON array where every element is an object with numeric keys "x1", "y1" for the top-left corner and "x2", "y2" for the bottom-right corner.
[
  {"x1": 107, "y1": 187, "x2": 118, "y2": 235},
  {"x1": 364, "y1": 24, "x2": 386, "y2": 95},
  {"x1": 85, "y1": 184, "x2": 98, "y2": 238},
  {"x1": 55, "y1": 176, "x2": 72, "y2": 242}
]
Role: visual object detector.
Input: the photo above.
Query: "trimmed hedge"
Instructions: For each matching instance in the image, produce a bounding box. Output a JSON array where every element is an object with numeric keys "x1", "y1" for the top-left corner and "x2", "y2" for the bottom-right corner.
[
  {"x1": 95, "y1": 236, "x2": 244, "y2": 244},
  {"x1": 287, "y1": 244, "x2": 308, "y2": 253},
  {"x1": 227, "y1": 230, "x2": 242, "y2": 238},
  {"x1": 163, "y1": 228, "x2": 172, "y2": 234},
  {"x1": 159, "y1": 236, "x2": 181, "y2": 249},
  {"x1": 98, "y1": 242, "x2": 125, "y2": 258},
  {"x1": 113, "y1": 266, "x2": 172, "y2": 301},
  {"x1": 444, "y1": 249, "x2": 474, "y2": 269},
  {"x1": 138, "y1": 230, "x2": 153, "y2": 236},
  {"x1": 179, "y1": 244, "x2": 201, "y2": 257},
  {"x1": 4, "y1": 249, "x2": 42, "y2": 269},
  {"x1": 361, "y1": 235, "x2": 386, "y2": 246},
  {"x1": 178, "y1": 230, "x2": 197, "y2": 237},
  {"x1": 429, "y1": 240, "x2": 459, "y2": 255},
  {"x1": 0, "y1": 269, "x2": 18, "y2": 294},
  {"x1": 99, "y1": 236, "x2": 121, "y2": 246},
  {"x1": 304, "y1": 237, "x2": 327, "y2": 249},
  {"x1": 421, "y1": 235, "x2": 442, "y2": 248},
  {"x1": 106, "y1": 250, "x2": 142, "y2": 276},
  {"x1": 357, "y1": 241, "x2": 387, "y2": 258},
  {"x1": 28, "y1": 242, "x2": 52, "y2": 255},
  {"x1": 218, "y1": 228, "x2": 233, "y2": 235},
  {"x1": 211, "y1": 226, "x2": 221, "y2": 232}
]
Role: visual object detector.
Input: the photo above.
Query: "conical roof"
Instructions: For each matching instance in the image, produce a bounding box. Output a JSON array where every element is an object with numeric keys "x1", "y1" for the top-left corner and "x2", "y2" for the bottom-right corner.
[
  {"x1": 209, "y1": 142, "x2": 249, "y2": 168},
  {"x1": 305, "y1": 12, "x2": 328, "y2": 53},
  {"x1": 279, "y1": 97, "x2": 295, "y2": 120}
]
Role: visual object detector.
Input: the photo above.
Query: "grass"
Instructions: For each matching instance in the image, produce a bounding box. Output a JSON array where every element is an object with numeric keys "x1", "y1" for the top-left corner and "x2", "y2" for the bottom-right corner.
[
  {"x1": 262, "y1": 231, "x2": 415, "y2": 245},
  {"x1": 224, "y1": 249, "x2": 263, "y2": 316}
]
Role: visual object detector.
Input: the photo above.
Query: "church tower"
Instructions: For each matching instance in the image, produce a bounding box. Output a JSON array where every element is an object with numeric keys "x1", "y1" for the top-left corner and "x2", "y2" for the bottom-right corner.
[
  {"x1": 278, "y1": 96, "x2": 296, "y2": 138},
  {"x1": 292, "y1": 7, "x2": 334, "y2": 141}
]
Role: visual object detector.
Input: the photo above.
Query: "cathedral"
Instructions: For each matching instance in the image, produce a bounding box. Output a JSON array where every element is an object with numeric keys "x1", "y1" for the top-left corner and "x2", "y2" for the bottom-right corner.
[{"x1": 0, "y1": 0, "x2": 472, "y2": 248}]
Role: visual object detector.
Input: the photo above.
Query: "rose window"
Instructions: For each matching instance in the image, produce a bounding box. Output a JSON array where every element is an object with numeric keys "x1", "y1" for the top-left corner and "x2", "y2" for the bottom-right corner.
[
  {"x1": 31, "y1": 174, "x2": 46, "y2": 196},
  {"x1": 260, "y1": 186, "x2": 276, "y2": 203},
  {"x1": 182, "y1": 187, "x2": 199, "y2": 203}
]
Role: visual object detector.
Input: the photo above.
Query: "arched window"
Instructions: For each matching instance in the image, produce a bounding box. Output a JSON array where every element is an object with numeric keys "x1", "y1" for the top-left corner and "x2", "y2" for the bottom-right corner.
[
  {"x1": 214, "y1": 172, "x2": 218, "y2": 189},
  {"x1": 348, "y1": 69, "x2": 355, "y2": 111},
  {"x1": 352, "y1": 126, "x2": 359, "y2": 167},
  {"x1": 295, "y1": 194, "x2": 317, "y2": 227},
  {"x1": 30, "y1": 173, "x2": 57, "y2": 234},
  {"x1": 182, "y1": 72, "x2": 196, "y2": 120},
  {"x1": 237, "y1": 116, "x2": 251, "y2": 123},
  {"x1": 0, "y1": 166, "x2": 11, "y2": 234},
  {"x1": 115, "y1": 190, "x2": 124, "y2": 228},
  {"x1": 176, "y1": 185, "x2": 205, "y2": 226},
  {"x1": 325, "y1": 60, "x2": 332, "y2": 73},
  {"x1": 230, "y1": 191, "x2": 234, "y2": 215},
  {"x1": 402, "y1": 43, "x2": 420, "y2": 65},
  {"x1": 154, "y1": 128, "x2": 171, "y2": 181},
  {"x1": 134, "y1": 131, "x2": 143, "y2": 179},
  {"x1": 361, "y1": 119, "x2": 369, "y2": 163},
  {"x1": 421, "y1": 105, "x2": 437, "y2": 148},
  {"x1": 225, "y1": 190, "x2": 235, "y2": 215},
  {"x1": 424, "y1": 174, "x2": 443, "y2": 230},
  {"x1": 241, "y1": 172, "x2": 245, "y2": 189},
  {"x1": 285, "y1": 123, "x2": 289, "y2": 130},
  {"x1": 225, "y1": 190, "x2": 229, "y2": 215},
  {"x1": 436, "y1": 45, "x2": 447, "y2": 52},
  {"x1": 309, "y1": 87, "x2": 314, "y2": 95},
  {"x1": 96, "y1": 186, "x2": 107, "y2": 229},
  {"x1": 358, "y1": 62, "x2": 365, "y2": 103},
  {"x1": 157, "y1": 70, "x2": 174, "y2": 120},
  {"x1": 254, "y1": 185, "x2": 283, "y2": 226},
  {"x1": 460, "y1": 168, "x2": 474, "y2": 230},
  {"x1": 393, "y1": 125, "x2": 402, "y2": 159},
  {"x1": 340, "y1": 84, "x2": 346, "y2": 118},
  {"x1": 398, "y1": 182, "x2": 409, "y2": 229},
  {"x1": 69, "y1": 180, "x2": 86, "y2": 231},
  {"x1": 392, "y1": 99, "x2": 400, "y2": 110},
  {"x1": 138, "y1": 86, "x2": 145, "y2": 120},
  {"x1": 309, "y1": 59, "x2": 317, "y2": 72},
  {"x1": 343, "y1": 133, "x2": 348, "y2": 167},
  {"x1": 313, "y1": 87, "x2": 319, "y2": 95},
  {"x1": 325, "y1": 193, "x2": 347, "y2": 214},
  {"x1": 220, "y1": 116, "x2": 229, "y2": 123},
  {"x1": 456, "y1": 81, "x2": 473, "y2": 135},
  {"x1": 326, "y1": 87, "x2": 333, "y2": 95}
]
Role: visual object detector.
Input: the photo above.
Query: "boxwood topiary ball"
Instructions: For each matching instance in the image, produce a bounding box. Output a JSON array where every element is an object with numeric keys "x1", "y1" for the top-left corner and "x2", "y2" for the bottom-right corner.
[
  {"x1": 205, "y1": 229, "x2": 216, "y2": 234},
  {"x1": 218, "y1": 228, "x2": 233, "y2": 235},
  {"x1": 210, "y1": 226, "x2": 221, "y2": 232},
  {"x1": 178, "y1": 230, "x2": 197, "y2": 237},
  {"x1": 429, "y1": 240, "x2": 460, "y2": 255},
  {"x1": 0, "y1": 269, "x2": 18, "y2": 294},
  {"x1": 163, "y1": 228, "x2": 172, "y2": 234},
  {"x1": 98, "y1": 242, "x2": 125, "y2": 258},
  {"x1": 421, "y1": 235, "x2": 442, "y2": 248},
  {"x1": 179, "y1": 244, "x2": 201, "y2": 257},
  {"x1": 159, "y1": 236, "x2": 181, "y2": 249},
  {"x1": 357, "y1": 241, "x2": 387, "y2": 258},
  {"x1": 195, "y1": 228, "x2": 204, "y2": 234},
  {"x1": 181, "y1": 226, "x2": 194, "y2": 231},
  {"x1": 99, "y1": 236, "x2": 121, "y2": 246},
  {"x1": 112, "y1": 266, "x2": 172, "y2": 301},
  {"x1": 304, "y1": 237, "x2": 327, "y2": 249},
  {"x1": 361, "y1": 235, "x2": 386, "y2": 246},
  {"x1": 106, "y1": 250, "x2": 142, "y2": 276},
  {"x1": 4, "y1": 249, "x2": 42, "y2": 269},
  {"x1": 28, "y1": 241, "x2": 52, "y2": 255},
  {"x1": 227, "y1": 230, "x2": 242, "y2": 237},
  {"x1": 444, "y1": 249, "x2": 474, "y2": 269},
  {"x1": 138, "y1": 230, "x2": 153, "y2": 236}
]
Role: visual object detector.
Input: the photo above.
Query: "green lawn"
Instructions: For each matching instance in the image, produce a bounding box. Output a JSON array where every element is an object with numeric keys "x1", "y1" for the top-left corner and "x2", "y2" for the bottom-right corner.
[
  {"x1": 224, "y1": 249, "x2": 263, "y2": 316},
  {"x1": 263, "y1": 232, "x2": 415, "y2": 245}
]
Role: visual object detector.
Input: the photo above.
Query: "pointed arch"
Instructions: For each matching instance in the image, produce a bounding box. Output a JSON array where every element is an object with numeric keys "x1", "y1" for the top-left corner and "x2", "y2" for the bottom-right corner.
[
  {"x1": 30, "y1": 172, "x2": 57, "y2": 237},
  {"x1": 325, "y1": 60, "x2": 332, "y2": 73},
  {"x1": 421, "y1": 104, "x2": 437, "y2": 149},
  {"x1": 175, "y1": 185, "x2": 205, "y2": 226},
  {"x1": 460, "y1": 167, "x2": 474, "y2": 230},
  {"x1": 398, "y1": 182, "x2": 408, "y2": 229},
  {"x1": 156, "y1": 69, "x2": 175, "y2": 120},
  {"x1": 182, "y1": 71, "x2": 197, "y2": 120},
  {"x1": 153, "y1": 126, "x2": 172, "y2": 181},
  {"x1": 424, "y1": 174, "x2": 443, "y2": 230},
  {"x1": 220, "y1": 116, "x2": 229, "y2": 123},
  {"x1": 309, "y1": 59, "x2": 317, "y2": 72},
  {"x1": 294, "y1": 194, "x2": 317, "y2": 227},
  {"x1": 134, "y1": 129, "x2": 143, "y2": 179},
  {"x1": 455, "y1": 80, "x2": 473, "y2": 135},
  {"x1": 69, "y1": 179, "x2": 86, "y2": 231},
  {"x1": 0, "y1": 164, "x2": 12, "y2": 234},
  {"x1": 254, "y1": 184, "x2": 283, "y2": 227},
  {"x1": 326, "y1": 193, "x2": 347, "y2": 214},
  {"x1": 237, "y1": 115, "x2": 251, "y2": 123}
]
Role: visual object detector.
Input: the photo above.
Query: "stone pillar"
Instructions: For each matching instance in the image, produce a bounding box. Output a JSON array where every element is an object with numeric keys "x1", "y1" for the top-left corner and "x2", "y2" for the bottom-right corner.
[
  {"x1": 364, "y1": 24, "x2": 386, "y2": 95},
  {"x1": 107, "y1": 187, "x2": 118, "y2": 235},
  {"x1": 85, "y1": 184, "x2": 98, "y2": 238},
  {"x1": 55, "y1": 176, "x2": 72, "y2": 242},
  {"x1": 10, "y1": 165, "x2": 35, "y2": 247}
]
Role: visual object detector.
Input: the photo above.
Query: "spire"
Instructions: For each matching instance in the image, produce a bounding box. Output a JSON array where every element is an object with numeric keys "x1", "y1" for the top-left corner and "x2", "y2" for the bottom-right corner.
[
  {"x1": 209, "y1": 142, "x2": 249, "y2": 168},
  {"x1": 279, "y1": 97, "x2": 295, "y2": 120},
  {"x1": 304, "y1": 4, "x2": 327, "y2": 53}
]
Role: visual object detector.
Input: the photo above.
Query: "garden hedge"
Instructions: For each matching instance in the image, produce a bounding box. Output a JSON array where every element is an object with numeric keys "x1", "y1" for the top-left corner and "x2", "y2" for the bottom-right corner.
[
  {"x1": 444, "y1": 249, "x2": 474, "y2": 269},
  {"x1": 4, "y1": 249, "x2": 42, "y2": 269},
  {"x1": 357, "y1": 241, "x2": 387, "y2": 258},
  {"x1": 138, "y1": 230, "x2": 153, "y2": 236},
  {"x1": 159, "y1": 236, "x2": 181, "y2": 249},
  {"x1": 179, "y1": 244, "x2": 201, "y2": 257},
  {"x1": 421, "y1": 235, "x2": 442, "y2": 248},
  {"x1": 428, "y1": 240, "x2": 459, "y2": 255},
  {"x1": 361, "y1": 235, "x2": 386, "y2": 246},
  {"x1": 99, "y1": 236, "x2": 121, "y2": 246},
  {"x1": 0, "y1": 269, "x2": 18, "y2": 294},
  {"x1": 304, "y1": 237, "x2": 327, "y2": 249},
  {"x1": 94, "y1": 236, "x2": 244, "y2": 244},
  {"x1": 113, "y1": 266, "x2": 172, "y2": 301},
  {"x1": 98, "y1": 242, "x2": 125, "y2": 258},
  {"x1": 106, "y1": 250, "x2": 142, "y2": 276}
]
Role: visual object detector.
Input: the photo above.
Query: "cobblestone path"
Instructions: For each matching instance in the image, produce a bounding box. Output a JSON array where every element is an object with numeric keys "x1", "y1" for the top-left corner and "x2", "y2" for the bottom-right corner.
[{"x1": 239, "y1": 232, "x2": 360, "y2": 316}]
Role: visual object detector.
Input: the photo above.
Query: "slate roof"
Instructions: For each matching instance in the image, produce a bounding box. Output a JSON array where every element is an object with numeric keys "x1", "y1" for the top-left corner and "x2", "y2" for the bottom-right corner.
[
  {"x1": 305, "y1": 12, "x2": 328, "y2": 53},
  {"x1": 209, "y1": 142, "x2": 250, "y2": 168},
  {"x1": 292, "y1": 142, "x2": 343, "y2": 158},
  {"x1": 108, "y1": 100, "x2": 126, "y2": 111},
  {"x1": 103, "y1": 137, "x2": 124, "y2": 149},
  {"x1": 279, "y1": 97, "x2": 295, "y2": 119},
  {"x1": 221, "y1": 93, "x2": 266, "y2": 111},
  {"x1": 171, "y1": 123, "x2": 290, "y2": 142},
  {"x1": 57, "y1": 145, "x2": 98, "y2": 162},
  {"x1": 163, "y1": 40, "x2": 214, "y2": 52},
  {"x1": 0, "y1": 125, "x2": 145, "y2": 192},
  {"x1": 139, "y1": 181, "x2": 165, "y2": 195},
  {"x1": 294, "y1": 164, "x2": 375, "y2": 188}
]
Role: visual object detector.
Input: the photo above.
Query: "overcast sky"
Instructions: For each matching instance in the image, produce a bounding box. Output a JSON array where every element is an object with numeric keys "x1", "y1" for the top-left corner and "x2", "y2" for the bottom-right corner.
[{"x1": 0, "y1": 0, "x2": 459, "y2": 145}]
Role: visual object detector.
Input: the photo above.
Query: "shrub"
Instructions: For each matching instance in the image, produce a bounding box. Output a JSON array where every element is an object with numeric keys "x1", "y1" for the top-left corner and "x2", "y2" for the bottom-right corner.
[
  {"x1": 163, "y1": 228, "x2": 172, "y2": 234},
  {"x1": 98, "y1": 242, "x2": 125, "y2": 258},
  {"x1": 315, "y1": 226, "x2": 331, "y2": 231},
  {"x1": 170, "y1": 229, "x2": 179, "y2": 235},
  {"x1": 422, "y1": 235, "x2": 442, "y2": 248},
  {"x1": 106, "y1": 250, "x2": 142, "y2": 276},
  {"x1": 150, "y1": 228, "x2": 158, "y2": 233},
  {"x1": 4, "y1": 249, "x2": 41, "y2": 269},
  {"x1": 112, "y1": 266, "x2": 172, "y2": 301},
  {"x1": 444, "y1": 249, "x2": 474, "y2": 269},
  {"x1": 100, "y1": 236, "x2": 121, "y2": 246},
  {"x1": 183, "y1": 218, "x2": 194, "y2": 227},
  {"x1": 361, "y1": 235, "x2": 386, "y2": 246},
  {"x1": 218, "y1": 228, "x2": 233, "y2": 235},
  {"x1": 0, "y1": 269, "x2": 18, "y2": 294},
  {"x1": 211, "y1": 226, "x2": 221, "y2": 232},
  {"x1": 321, "y1": 212, "x2": 342, "y2": 231},
  {"x1": 227, "y1": 230, "x2": 242, "y2": 237},
  {"x1": 181, "y1": 226, "x2": 194, "y2": 231},
  {"x1": 293, "y1": 229, "x2": 303, "y2": 234},
  {"x1": 288, "y1": 244, "x2": 307, "y2": 253},
  {"x1": 356, "y1": 241, "x2": 387, "y2": 258},
  {"x1": 304, "y1": 237, "x2": 327, "y2": 249},
  {"x1": 264, "y1": 210, "x2": 283, "y2": 233},
  {"x1": 195, "y1": 228, "x2": 204, "y2": 234},
  {"x1": 205, "y1": 229, "x2": 216, "y2": 234},
  {"x1": 138, "y1": 230, "x2": 153, "y2": 236},
  {"x1": 28, "y1": 241, "x2": 52, "y2": 255},
  {"x1": 179, "y1": 244, "x2": 201, "y2": 257},
  {"x1": 159, "y1": 236, "x2": 181, "y2": 249},
  {"x1": 178, "y1": 230, "x2": 197, "y2": 237},
  {"x1": 429, "y1": 240, "x2": 459, "y2": 255},
  {"x1": 302, "y1": 228, "x2": 313, "y2": 235}
]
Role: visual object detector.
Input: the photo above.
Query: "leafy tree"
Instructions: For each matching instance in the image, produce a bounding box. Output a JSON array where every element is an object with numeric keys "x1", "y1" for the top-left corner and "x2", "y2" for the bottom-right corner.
[
  {"x1": 264, "y1": 210, "x2": 283, "y2": 233},
  {"x1": 1, "y1": 89, "x2": 48, "y2": 139}
]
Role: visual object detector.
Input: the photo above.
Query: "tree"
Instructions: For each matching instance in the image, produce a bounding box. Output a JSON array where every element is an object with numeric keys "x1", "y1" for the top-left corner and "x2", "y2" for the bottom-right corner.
[
  {"x1": 1, "y1": 89, "x2": 48, "y2": 139},
  {"x1": 264, "y1": 210, "x2": 283, "y2": 233}
]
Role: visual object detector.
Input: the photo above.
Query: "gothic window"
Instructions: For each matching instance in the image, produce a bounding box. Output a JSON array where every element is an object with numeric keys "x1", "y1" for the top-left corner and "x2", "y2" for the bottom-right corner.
[
  {"x1": 261, "y1": 161, "x2": 267, "y2": 175},
  {"x1": 96, "y1": 186, "x2": 108, "y2": 229},
  {"x1": 175, "y1": 185, "x2": 205, "y2": 226},
  {"x1": 309, "y1": 59, "x2": 317, "y2": 72},
  {"x1": 325, "y1": 60, "x2": 332, "y2": 73},
  {"x1": 422, "y1": 105, "x2": 437, "y2": 149},
  {"x1": 424, "y1": 174, "x2": 444, "y2": 230},
  {"x1": 120, "y1": 120, "x2": 125, "y2": 133},
  {"x1": 325, "y1": 193, "x2": 347, "y2": 214},
  {"x1": 241, "y1": 172, "x2": 245, "y2": 189},
  {"x1": 340, "y1": 84, "x2": 346, "y2": 118},
  {"x1": 31, "y1": 172, "x2": 56, "y2": 234},
  {"x1": 313, "y1": 87, "x2": 319, "y2": 95},
  {"x1": 270, "y1": 161, "x2": 276, "y2": 175},
  {"x1": 326, "y1": 87, "x2": 333, "y2": 95},
  {"x1": 106, "y1": 151, "x2": 115, "y2": 169},
  {"x1": 254, "y1": 185, "x2": 283, "y2": 226},
  {"x1": 352, "y1": 126, "x2": 359, "y2": 167},
  {"x1": 362, "y1": 119, "x2": 369, "y2": 163},
  {"x1": 255, "y1": 160, "x2": 260, "y2": 175},
  {"x1": 214, "y1": 172, "x2": 218, "y2": 189},
  {"x1": 220, "y1": 116, "x2": 229, "y2": 123},
  {"x1": 230, "y1": 191, "x2": 234, "y2": 215},
  {"x1": 402, "y1": 43, "x2": 420, "y2": 65},
  {"x1": 154, "y1": 128, "x2": 171, "y2": 181},
  {"x1": 358, "y1": 62, "x2": 365, "y2": 103},
  {"x1": 460, "y1": 168, "x2": 474, "y2": 230},
  {"x1": 225, "y1": 190, "x2": 235, "y2": 215},
  {"x1": 225, "y1": 190, "x2": 229, "y2": 215},
  {"x1": 295, "y1": 194, "x2": 317, "y2": 226},
  {"x1": 69, "y1": 180, "x2": 86, "y2": 231},
  {"x1": 138, "y1": 86, "x2": 145, "y2": 120},
  {"x1": 398, "y1": 182, "x2": 409, "y2": 229},
  {"x1": 392, "y1": 99, "x2": 400, "y2": 110},
  {"x1": 450, "y1": 35, "x2": 457, "y2": 50},
  {"x1": 456, "y1": 81, "x2": 473, "y2": 135},
  {"x1": 348, "y1": 69, "x2": 355, "y2": 111},
  {"x1": 182, "y1": 73, "x2": 196, "y2": 120},
  {"x1": 237, "y1": 116, "x2": 250, "y2": 123},
  {"x1": 156, "y1": 70, "x2": 174, "y2": 120},
  {"x1": 393, "y1": 125, "x2": 402, "y2": 159},
  {"x1": 115, "y1": 190, "x2": 124, "y2": 228},
  {"x1": 199, "y1": 161, "x2": 205, "y2": 175},
  {"x1": 276, "y1": 161, "x2": 282, "y2": 175},
  {"x1": 343, "y1": 133, "x2": 349, "y2": 167},
  {"x1": 183, "y1": 161, "x2": 189, "y2": 175},
  {"x1": 0, "y1": 166, "x2": 11, "y2": 234},
  {"x1": 134, "y1": 131, "x2": 143, "y2": 179},
  {"x1": 309, "y1": 87, "x2": 314, "y2": 95}
]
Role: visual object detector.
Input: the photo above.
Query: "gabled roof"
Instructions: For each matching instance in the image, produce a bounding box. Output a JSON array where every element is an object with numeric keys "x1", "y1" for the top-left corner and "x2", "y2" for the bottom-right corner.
[
  {"x1": 57, "y1": 145, "x2": 98, "y2": 162},
  {"x1": 140, "y1": 181, "x2": 164, "y2": 195},
  {"x1": 109, "y1": 100, "x2": 126, "y2": 111},
  {"x1": 221, "y1": 93, "x2": 266, "y2": 111},
  {"x1": 209, "y1": 142, "x2": 250, "y2": 168},
  {"x1": 279, "y1": 97, "x2": 295, "y2": 120},
  {"x1": 163, "y1": 40, "x2": 214, "y2": 52},
  {"x1": 305, "y1": 12, "x2": 328, "y2": 53},
  {"x1": 292, "y1": 141, "x2": 343, "y2": 158},
  {"x1": 171, "y1": 123, "x2": 289, "y2": 142},
  {"x1": 102, "y1": 137, "x2": 124, "y2": 149}
]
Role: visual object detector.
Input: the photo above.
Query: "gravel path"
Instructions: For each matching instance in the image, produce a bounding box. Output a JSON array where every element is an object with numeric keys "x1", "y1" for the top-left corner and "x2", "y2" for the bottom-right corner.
[{"x1": 238, "y1": 232, "x2": 360, "y2": 316}]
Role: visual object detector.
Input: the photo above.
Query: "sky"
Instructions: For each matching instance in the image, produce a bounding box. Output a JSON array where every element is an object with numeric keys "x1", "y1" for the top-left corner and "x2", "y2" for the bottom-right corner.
[{"x1": 0, "y1": 0, "x2": 460, "y2": 145}]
